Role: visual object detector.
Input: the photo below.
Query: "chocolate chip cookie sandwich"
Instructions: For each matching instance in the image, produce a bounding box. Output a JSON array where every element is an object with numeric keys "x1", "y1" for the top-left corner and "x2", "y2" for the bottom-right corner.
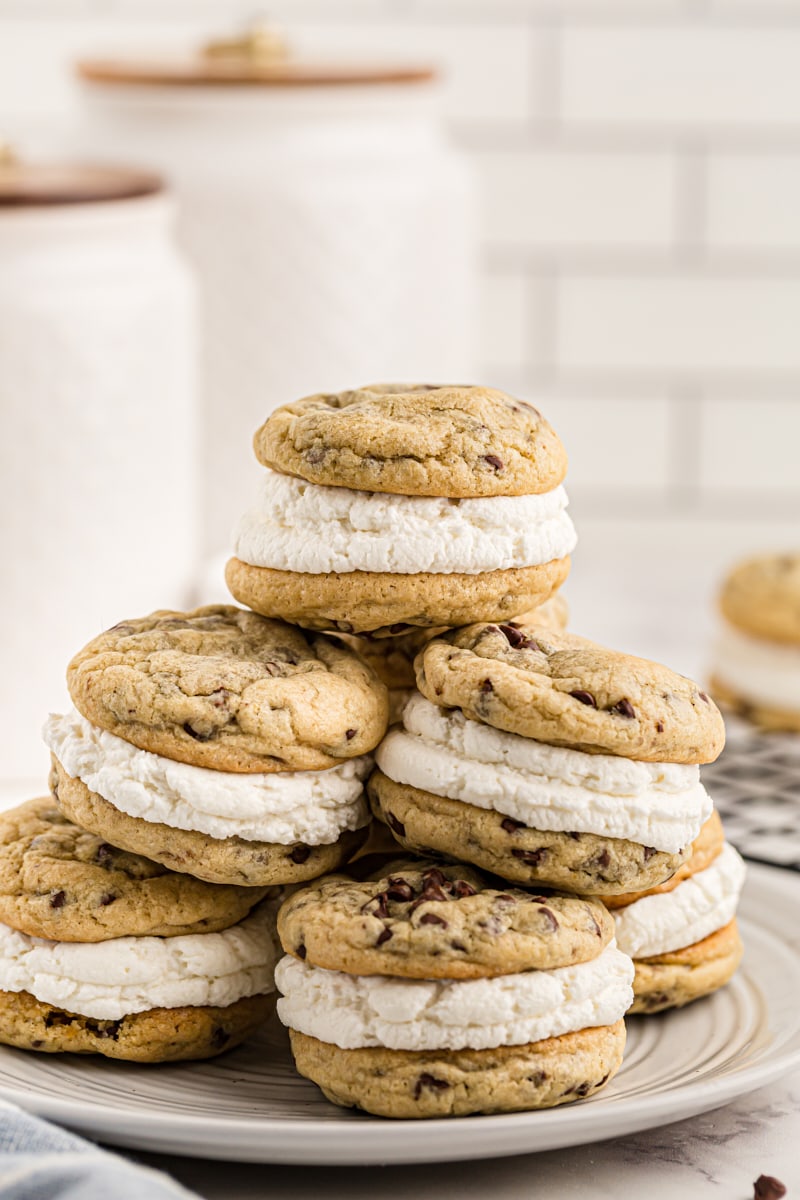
[
  {"x1": 604, "y1": 811, "x2": 745, "y2": 1013},
  {"x1": 369, "y1": 625, "x2": 725, "y2": 895},
  {"x1": 710, "y1": 552, "x2": 800, "y2": 732},
  {"x1": 226, "y1": 383, "x2": 576, "y2": 637},
  {"x1": 0, "y1": 798, "x2": 279, "y2": 1061},
  {"x1": 275, "y1": 860, "x2": 633, "y2": 1117},
  {"x1": 44, "y1": 606, "x2": 389, "y2": 886}
]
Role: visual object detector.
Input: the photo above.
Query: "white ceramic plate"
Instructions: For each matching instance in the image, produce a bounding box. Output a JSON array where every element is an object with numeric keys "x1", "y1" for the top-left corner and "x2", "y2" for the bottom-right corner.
[{"x1": 0, "y1": 862, "x2": 797, "y2": 1165}]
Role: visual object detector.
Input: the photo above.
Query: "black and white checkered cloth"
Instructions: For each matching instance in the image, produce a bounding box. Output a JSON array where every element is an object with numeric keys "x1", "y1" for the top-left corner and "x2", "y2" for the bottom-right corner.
[{"x1": 702, "y1": 726, "x2": 800, "y2": 872}]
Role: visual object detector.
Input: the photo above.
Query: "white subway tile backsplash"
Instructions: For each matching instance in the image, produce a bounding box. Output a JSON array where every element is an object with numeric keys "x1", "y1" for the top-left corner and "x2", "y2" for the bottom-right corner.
[
  {"x1": 479, "y1": 273, "x2": 530, "y2": 370},
  {"x1": 707, "y1": 154, "x2": 800, "y2": 249},
  {"x1": 477, "y1": 150, "x2": 678, "y2": 251},
  {"x1": 561, "y1": 28, "x2": 800, "y2": 130},
  {"x1": 557, "y1": 276, "x2": 800, "y2": 373},
  {"x1": 700, "y1": 399, "x2": 800, "y2": 490},
  {"x1": 532, "y1": 395, "x2": 674, "y2": 491}
]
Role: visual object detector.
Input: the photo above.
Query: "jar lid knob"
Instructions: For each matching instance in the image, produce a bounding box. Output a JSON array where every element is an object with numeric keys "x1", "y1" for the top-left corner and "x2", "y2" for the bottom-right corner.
[
  {"x1": 0, "y1": 139, "x2": 18, "y2": 168},
  {"x1": 202, "y1": 21, "x2": 289, "y2": 65}
]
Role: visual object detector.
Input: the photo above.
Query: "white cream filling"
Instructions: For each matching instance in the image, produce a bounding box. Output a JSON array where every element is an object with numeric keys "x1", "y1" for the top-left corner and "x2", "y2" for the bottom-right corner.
[
  {"x1": 275, "y1": 940, "x2": 633, "y2": 1052},
  {"x1": 233, "y1": 470, "x2": 577, "y2": 575},
  {"x1": 611, "y1": 843, "x2": 746, "y2": 959},
  {"x1": 374, "y1": 696, "x2": 711, "y2": 854},
  {"x1": 712, "y1": 621, "x2": 800, "y2": 711},
  {"x1": 44, "y1": 711, "x2": 370, "y2": 845},
  {"x1": 0, "y1": 904, "x2": 280, "y2": 1021}
]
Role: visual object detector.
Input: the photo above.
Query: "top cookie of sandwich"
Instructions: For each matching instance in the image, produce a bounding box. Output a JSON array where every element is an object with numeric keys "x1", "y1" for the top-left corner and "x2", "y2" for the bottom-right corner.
[
  {"x1": 719, "y1": 553, "x2": 800, "y2": 645},
  {"x1": 416, "y1": 624, "x2": 725, "y2": 765},
  {"x1": 277, "y1": 860, "x2": 613, "y2": 980},
  {"x1": 253, "y1": 383, "x2": 567, "y2": 498},
  {"x1": 67, "y1": 606, "x2": 389, "y2": 773},
  {"x1": 0, "y1": 797, "x2": 268, "y2": 942}
]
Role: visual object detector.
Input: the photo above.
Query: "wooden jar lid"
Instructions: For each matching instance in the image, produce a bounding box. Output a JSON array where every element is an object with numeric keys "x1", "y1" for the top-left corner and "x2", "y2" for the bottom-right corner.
[
  {"x1": 0, "y1": 160, "x2": 163, "y2": 207},
  {"x1": 77, "y1": 57, "x2": 435, "y2": 89}
]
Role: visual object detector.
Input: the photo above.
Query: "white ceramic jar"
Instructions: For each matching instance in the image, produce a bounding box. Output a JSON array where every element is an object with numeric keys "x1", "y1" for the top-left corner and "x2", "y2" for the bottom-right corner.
[
  {"x1": 78, "y1": 51, "x2": 477, "y2": 558},
  {"x1": 0, "y1": 163, "x2": 197, "y2": 780}
]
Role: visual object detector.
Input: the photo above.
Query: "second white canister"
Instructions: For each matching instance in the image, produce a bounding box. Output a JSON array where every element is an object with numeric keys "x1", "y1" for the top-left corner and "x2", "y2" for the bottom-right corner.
[
  {"x1": 77, "y1": 40, "x2": 478, "y2": 557},
  {"x1": 0, "y1": 160, "x2": 197, "y2": 779}
]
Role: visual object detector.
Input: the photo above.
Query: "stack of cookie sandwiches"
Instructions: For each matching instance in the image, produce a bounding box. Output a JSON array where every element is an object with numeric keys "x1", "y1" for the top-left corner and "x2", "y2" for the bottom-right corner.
[
  {"x1": 369, "y1": 623, "x2": 745, "y2": 1015},
  {"x1": 44, "y1": 607, "x2": 388, "y2": 886},
  {"x1": 274, "y1": 861, "x2": 633, "y2": 1117},
  {"x1": 0, "y1": 798, "x2": 279, "y2": 1061},
  {"x1": 710, "y1": 552, "x2": 800, "y2": 732},
  {"x1": 225, "y1": 383, "x2": 576, "y2": 637}
]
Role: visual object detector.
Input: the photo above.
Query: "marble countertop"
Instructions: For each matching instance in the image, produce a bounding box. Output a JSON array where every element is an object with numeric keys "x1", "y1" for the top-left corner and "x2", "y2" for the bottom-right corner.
[{"x1": 133, "y1": 1075, "x2": 799, "y2": 1198}]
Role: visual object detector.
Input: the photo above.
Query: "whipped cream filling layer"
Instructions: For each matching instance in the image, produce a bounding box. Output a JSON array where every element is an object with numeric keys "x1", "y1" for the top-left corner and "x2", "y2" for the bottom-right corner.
[
  {"x1": 233, "y1": 470, "x2": 577, "y2": 575},
  {"x1": 275, "y1": 940, "x2": 633, "y2": 1052},
  {"x1": 44, "y1": 711, "x2": 370, "y2": 845},
  {"x1": 712, "y1": 621, "x2": 800, "y2": 711},
  {"x1": 612, "y1": 843, "x2": 746, "y2": 959},
  {"x1": 0, "y1": 903, "x2": 280, "y2": 1021},
  {"x1": 375, "y1": 696, "x2": 712, "y2": 854}
]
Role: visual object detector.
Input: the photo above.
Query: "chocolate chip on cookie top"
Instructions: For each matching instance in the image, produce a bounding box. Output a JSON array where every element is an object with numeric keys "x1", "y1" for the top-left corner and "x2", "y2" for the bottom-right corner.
[
  {"x1": 415, "y1": 624, "x2": 725, "y2": 765},
  {"x1": 277, "y1": 860, "x2": 614, "y2": 980},
  {"x1": 67, "y1": 605, "x2": 389, "y2": 772},
  {"x1": 719, "y1": 552, "x2": 800, "y2": 645},
  {"x1": 0, "y1": 797, "x2": 268, "y2": 942},
  {"x1": 253, "y1": 383, "x2": 568, "y2": 498}
]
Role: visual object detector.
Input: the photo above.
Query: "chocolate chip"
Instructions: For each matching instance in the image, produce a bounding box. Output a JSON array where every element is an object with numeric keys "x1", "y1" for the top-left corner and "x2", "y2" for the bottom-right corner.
[
  {"x1": 95, "y1": 843, "x2": 114, "y2": 865},
  {"x1": 570, "y1": 690, "x2": 597, "y2": 708},
  {"x1": 610, "y1": 699, "x2": 636, "y2": 719},
  {"x1": 30, "y1": 1039, "x2": 43, "y2": 1049},
  {"x1": 49, "y1": 891, "x2": 66, "y2": 910},
  {"x1": 643, "y1": 846, "x2": 657, "y2": 861},
  {"x1": 495, "y1": 894, "x2": 517, "y2": 905},
  {"x1": 419, "y1": 913, "x2": 448, "y2": 928},
  {"x1": 656, "y1": 721, "x2": 664, "y2": 732},
  {"x1": 450, "y1": 940, "x2": 468, "y2": 951},
  {"x1": 422, "y1": 868, "x2": 447, "y2": 890},
  {"x1": 587, "y1": 909, "x2": 603, "y2": 937},
  {"x1": 376, "y1": 927, "x2": 393, "y2": 946},
  {"x1": 211, "y1": 1026, "x2": 230, "y2": 1050},
  {"x1": 414, "y1": 1073, "x2": 450, "y2": 1099},
  {"x1": 386, "y1": 812, "x2": 406, "y2": 838},
  {"x1": 511, "y1": 848, "x2": 547, "y2": 866},
  {"x1": 182, "y1": 722, "x2": 212, "y2": 742},
  {"x1": 537, "y1": 906, "x2": 559, "y2": 931},
  {"x1": 479, "y1": 678, "x2": 494, "y2": 694},
  {"x1": 86, "y1": 1019, "x2": 122, "y2": 1041},
  {"x1": 528, "y1": 1071, "x2": 548, "y2": 1086},
  {"x1": 290, "y1": 845, "x2": 311, "y2": 864},
  {"x1": 44, "y1": 1011, "x2": 73, "y2": 1028},
  {"x1": 571, "y1": 1081, "x2": 592, "y2": 1098},
  {"x1": 452, "y1": 880, "x2": 477, "y2": 898},
  {"x1": 210, "y1": 688, "x2": 230, "y2": 710},
  {"x1": 567, "y1": 831, "x2": 581, "y2": 841},
  {"x1": 498, "y1": 624, "x2": 538, "y2": 651},
  {"x1": 754, "y1": 1176, "x2": 787, "y2": 1200},
  {"x1": 386, "y1": 880, "x2": 414, "y2": 903},
  {"x1": 699, "y1": 692, "x2": 710, "y2": 704},
  {"x1": 306, "y1": 447, "x2": 326, "y2": 464},
  {"x1": 592, "y1": 849, "x2": 611, "y2": 869},
  {"x1": 501, "y1": 817, "x2": 525, "y2": 834},
  {"x1": 345, "y1": 728, "x2": 357, "y2": 741},
  {"x1": 99, "y1": 893, "x2": 116, "y2": 907}
]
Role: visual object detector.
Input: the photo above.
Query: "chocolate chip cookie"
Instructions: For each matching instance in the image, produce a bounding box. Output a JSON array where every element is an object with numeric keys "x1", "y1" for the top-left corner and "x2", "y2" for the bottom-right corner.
[
  {"x1": 416, "y1": 624, "x2": 725, "y2": 764},
  {"x1": 252, "y1": 383, "x2": 568, "y2": 498},
  {"x1": 67, "y1": 606, "x2": 389, "y2": 772},
  {"x1": 278, "y1": 861, "x2": 613, "y2": 979},
  {"x1": 719, "y1": 553, "x2": 800, "y2": 645},
  {"x1": 0, "y1": 797, "x2": 269, "y2": 941},
  {"x1": 630, "y1": 919, "x2": 743, "y2": 1014}
]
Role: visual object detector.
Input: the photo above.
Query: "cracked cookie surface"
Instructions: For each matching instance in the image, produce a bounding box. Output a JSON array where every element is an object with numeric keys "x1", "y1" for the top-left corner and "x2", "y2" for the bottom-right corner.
[
  {"x1": 416, "y1": 624, "x2": 725, "y2": 764},
  {"x1": 67, "y1": 605, "x2": 389, "y2": 772},
  {"x1": 278, "y1": 861, "x2": 613, "y2": 980},
  {"x1": 719, "y1": 553, "x2": 800, "y2": 644},
  {"x1": 53, "y1": 761, "x2": 368, "y2": 888},
  {"x1": 253, "y1": 383, "x2": 568, "y2": 499},
  {"x1": 0, "y1": 987, "x2": 273, "y2": 1062},
  {"x1": 289, "y1": 1021, "x2": 625, "y2": 1118},
  {"x1": 0, "y1": 796, "x2": 268, "y2": 941},
  {"x1": 368, "y1": 770, "x2": 688, "y2": 896}
]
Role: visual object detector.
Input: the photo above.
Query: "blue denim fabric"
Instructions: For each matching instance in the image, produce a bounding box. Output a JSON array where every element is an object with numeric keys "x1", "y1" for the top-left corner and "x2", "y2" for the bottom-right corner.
[{"x1": 0, "y1": 1102, "x2": 197, "y2": 1200}]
